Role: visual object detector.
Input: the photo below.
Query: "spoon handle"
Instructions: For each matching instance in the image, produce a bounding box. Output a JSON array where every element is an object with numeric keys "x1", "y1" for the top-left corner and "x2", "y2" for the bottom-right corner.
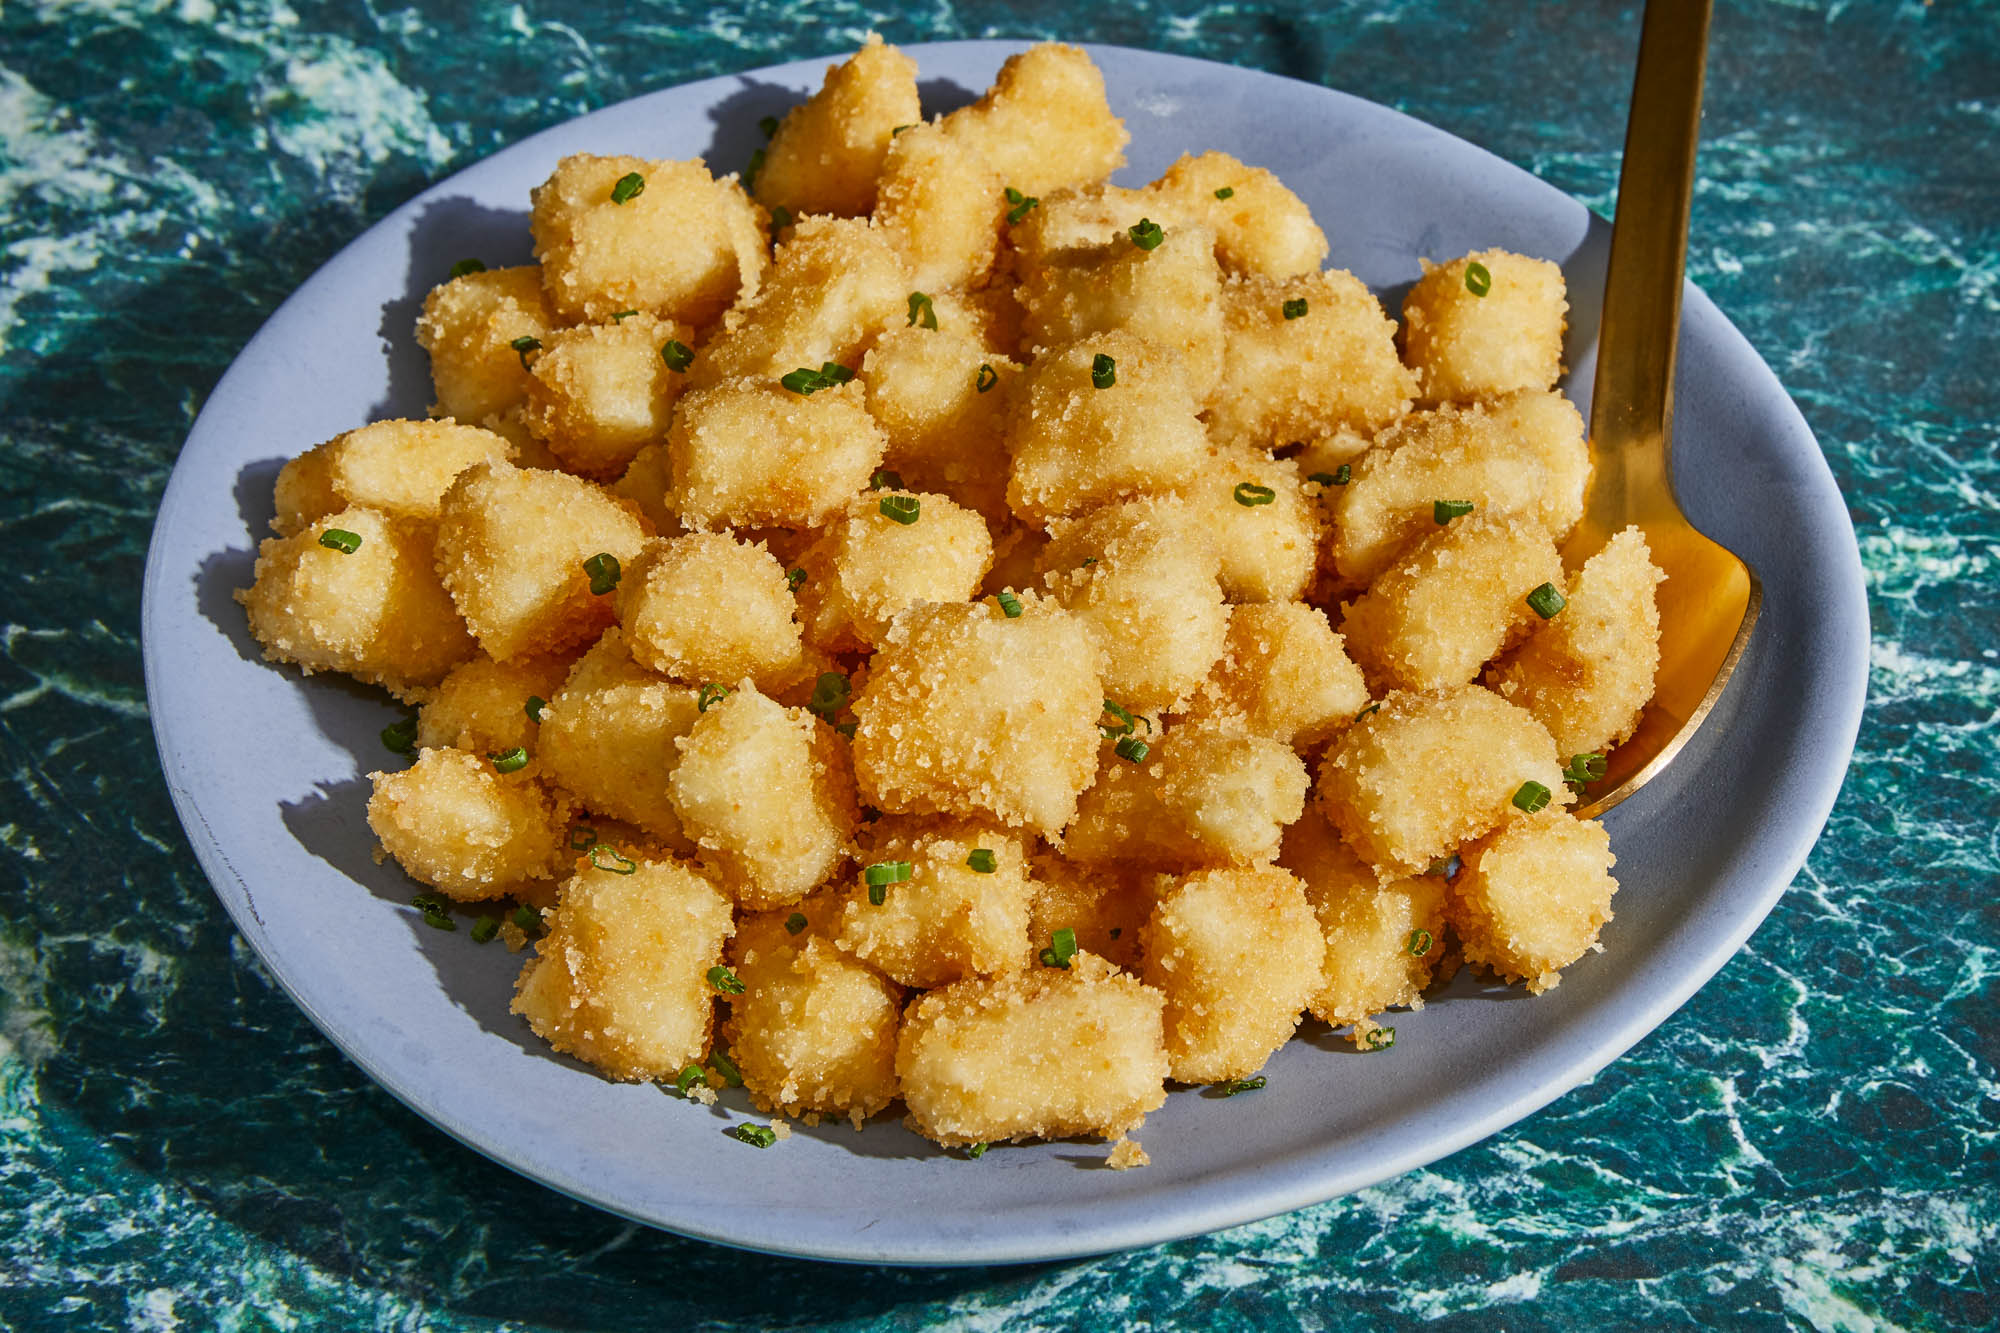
[{"x1": 1590, "y1": 0, "x2": 1713, "y2": 472}]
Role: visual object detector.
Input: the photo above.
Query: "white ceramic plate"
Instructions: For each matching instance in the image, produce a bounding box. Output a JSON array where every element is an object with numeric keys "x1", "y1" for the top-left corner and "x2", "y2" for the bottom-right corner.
[{"x1": 142, "y1": 41, "x2": 1869, "y2": 1265}]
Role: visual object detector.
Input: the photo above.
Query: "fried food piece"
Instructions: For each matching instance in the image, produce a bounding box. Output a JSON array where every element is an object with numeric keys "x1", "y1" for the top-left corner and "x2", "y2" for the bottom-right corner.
[
  {"x1": 1489, "y1": 388, "x2": 1589, "y2": 544},
  {"x1": 530, "y1": 154, "x2": 766, "y2": 325},
  {"x1": 1316, "y1": 685, "x2": 1568, "y2": 878},
  {"x1": 1487, "y1": 526, "x2": 1665, "y2": 756},
  {"x1": 1340, "y1": 510, "x2": 1565, "y2": 694},
  {"x1": 608, "y1": 442, "x2": 681, "y2": 537},
  {"x1": 667, "y1": 684, "x2": 858, "y2": 910},
  {"x1": 1026, "y1": 852, "x2": 1151, "y2": 974},
  {"x1": 416, "y1": 651, "x2": 577, "y2": 761},
  {"x1": 617, "y1": 532, "x2": 804, "y2": 688},
  {"x1": 1064, "y1": 717, "x2": 1309, "y2": 870},
  {"x1": 723, "y1": 905, "x2": 903, "y2": 1120},
  {"x1": 238, "y1": 507, "x2": 474, "y2": 696},
  {"x1": 896, "y1": 952, "x2": 1168, "y2": 1146},
  {"x1": 1039, "y1": 495, "x2": 1228, "y2": 714},
  {"x1": 1451, "y1": 810, "x2": 1616, "y2": 993},
  {"x1": 937, "y1": 43, "x2": 1129, "y2": 197},
  {"x1": 535, "y1": 629, "x2": 701, "y2": 848},
  {"x1": 512, "y1": 853, "x2": 735, "y2": 1081},
  {"x1": 794, "y1": 489, "x2": 994, "y2": 652},
  {"x1": 1402, "y1": 249, "x2": 1568, "y2": 405},
  {"x1": 367, "y1": 747, "x2": 573, "y2": 900},
  {"x1": 433, "y1": 461, "x2": 648, "y2": 662},
  {"x1": 1007, "y1": 183, "x2": 1175, "y2": 271},
  {"x1": 754, "y1": 34, "x2": 920, "y2": 217},
  {"x1": 851, "y1": 597, "x2": 1104, "y2": 835},
  {"x1": 875, "y1": 120, "x2": 1007, "y2": 290},
  {"x1": 1171, "y1": 446, "x2": 1322, "y2": 602},
  {"x1": 522, "y1": 312, "x2": 695, "y2": 480},
  {"x1": 1018, "y1": 220, "x2": 1224, "y2": 404},
  {"x1": 272, "y1": 419, "x2": 515, "y2": 536},
  {"x1": 1142, "y1": 865, "x2": 1323, "y2": 1083},
  {"x1": 860, "y1": 325, "x2": 1018, "y2": 523},
  {"x1": 1004, "y1": 331, "x2": 1209, "y2": 525},
  {"x1": 1184, "y1": 602, "x2": 1368, "y2": 749},
  {"x1": 1279, "y1": 807, "x2": 1448, "y2": 1031},
  {"x1": 832, "y1": 819, "x2": 1033, "y2": 988},
  {"x1": 1206, "y1": 270, "x2": 1416, "y2": 449},
  {"x1": 666, "y1": 377, "x2": 886, "y2": 530},
  {"x1": 1146, "y1": 151, "x2": 1328, "y2": 279},
  {"x1": 415, "y1": 265, "x2": 555, "y2": 424}
]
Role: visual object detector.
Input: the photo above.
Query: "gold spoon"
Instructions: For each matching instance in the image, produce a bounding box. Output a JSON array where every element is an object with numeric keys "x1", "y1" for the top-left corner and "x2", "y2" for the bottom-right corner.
[{"x1": 1567, "y1": 0, "x2": 1761, "y2": 818}]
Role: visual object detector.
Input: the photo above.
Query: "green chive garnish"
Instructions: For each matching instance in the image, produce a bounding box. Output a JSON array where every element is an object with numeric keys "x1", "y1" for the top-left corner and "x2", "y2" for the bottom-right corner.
[
  {"x1": 707, "y1": 964, "x2": 746, "y2": 995},
  {"x1": 380, "y1": 714, "x2": 418, "y2": 755},
  {"x1": 1433, "y1": 499, "x2": 1474, "y2": 524},
  {"x1": 1213, "y1": 186, "x2": 1235, "y2": 200},
  {"x1": 1356, "y1": 703, "x2": 1380, "y2": 721},
  {"x1": 511, "y1": 335, "x2": 542, "y2": 370},
  {"x1": 891, "y1": 122, "x2": 914, "y2": 136},
  {"x1": 1099, "y1": 699, "x2": 1141, "y2": 738},
  {"x1": 995, "y1": 590, "x2": 1023, "y2": 618},
  {"x1": 1220, "y1": 1076, "x2": 1266, "y2": 1096},
  {"x1": 907, "y1": 291, "x2": 938, "y2": 330},
  {"x1": 471, "y1": 915, "x2": 501, "y2": 944},
  {"x1": 1039, "y1": 926, "x2": 1078, "y2": 970},
  {"x1": 819, "y1": 361, "x2": 854, "y2": 385},
  {"x1": 758, "y1": 115, "x2": 780, "y2": 139},
  {"x1": 1233, "y1": 482, "x2": 1277, "y2": 507},
  {"x1": 610, "y1": 171, "x2": 645, "y2": 204},
  {"x1": 784, "y1": 912, "x2": 808, "y2": 935},
  {"x1": 1563, "y1": 752, "x2": 1608, "y2": 788},
  {"x1": 610, "y1": 309, "x2": 639, "y2": 322},
  {"x1": 525, "y1": 695, "x2": 546, "y2": 723},
  {"x1": 870, "y1": 469, "x2": 904, "y2": 491},
  {"x1": 583, "y1": 552, "x2": 621, "y2": 595},
  {"x1": 675, "y1": 1064, "x2": 706, "y2": 1096},
  {"x1": 1282, "y1": 297, "x2": 1308, "y2": 320},
  {"x1": 1090, "y1": 353, "x2": 1116, "y2": 389},
  {"x1": 1333, "y1": 463, "x2": 1353, "y2": 485},
  {"x1": 448, "y1": 257, "x2": 486, "y2": 278},
  {"x1": 879, "y1": 495, "x2": 921, "y2": 525},
  {"x1": 966, "y1": 848, "x2": 997, "y2": 874},
  {"x1": 1363, "y1": 1026, "x2": 1396, "y2": 1051},
  {"x1": 744, "y1": 148, "x2": 766, "y2": 191},
  {"x1": 1128, "y1": 218, "x2": 1164, "y2": 250},
  {"x1": 731, "y1": 1124, "x2": 778, "y2": 1148},
  {"x1": 1407, "y1": 929, "x2": 1434, "y2": 957},
  {"x1": 1004, "y1": 186, "x2": 1039, "y2": 225},
  {"x1": 807, "y1": 671, "x2": 850, "y2": 721},
  {"x1": 1526, "y1": 582, "x2": 1567, "y2": 619},
  {"x1": 661, "y1": 339, "x2": 694, "y2": 372},
  {"x1": 768, "y1": 203, "x2": 793, "y2": 241},
  {"x1": 1308, "y1": 472, "x2": 1336, "y2": 486},
  {"x1": 966, "y1": 1142, "x2": 989, "y2": 1158},
  {"x1": 511, "y1": 904, "x2": 541, "y2": 931},
  {"x1": 589, "y1": 844, "x2": 638, "y2": 875},
  {"x1": 976, "y1": 362, "x2": 998, "y2": 393},
  {"x1": 1114, "y1": 735, "x2": 1150, "y2": 764},
  {"x1": 697, "y1": 683, "x2": 730, "y2": 712},
  {"x1": 318, "y1": 528, "x2": 362, "y2": 554},
  {"x1": 569, "y1": 825, "x2": 597, "y2": 851},
  {"x1": 786, "y1": 566, "x2": 807, "y2": 591},
  {"x1": 1464, "y1": 261, "x2": 1492, "y2": 297},
  {"x1": 1512, "y1": 780, "x2": 1553, "y2": 813},
  {"x1": 780, "y1": 361, "x2": 852, "y2": 395},
  {"x1": 488, "y1": 746, "x2": 528, "y2": 773},
  {"x1": 864, "y1": 861, "x2": 913, "y2": 887},
  {"x1": 412, "y1": 892, "x2": 456, "y2": 931},
  {"x1": 708, "y1": 1049, "x2": 744, "y2": 1086}
]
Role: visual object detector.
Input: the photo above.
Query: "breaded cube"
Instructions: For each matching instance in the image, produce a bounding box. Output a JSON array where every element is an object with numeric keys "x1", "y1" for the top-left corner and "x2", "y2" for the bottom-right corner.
[
  {"x1": 522, "y1": 312, "x2": 695, "y2": 480},
  {"x1": 1451, "y1": 810, "x2": 1616, "y2": 993},
  {"x1": 1340, "y1": 510, "x2": 1564, "y2": 693},
  {"x1": 237, "y1": 507, "x2": 475, "y2": 695},
  {"x1": 1207, "y1": 269, "x2": 1417, "y2": 448},
  {"x1": 1145, "y1": 151, "x2": 1328, "y2": 279},
  {"x1": 1402, "y1": 249, "x2": 1568, "y2": 405},
  {"x1": 666, "y1": 377, "x2": 886, "y2": 530},
  {"x1": 1170, "y1": 447, "x2": 1322, "y2": 602},
  {"x1": 722, "y1": 906, "x2": 903, "y2": 1120},
  {"x1": 832, "y1": 819, "x2": 1033, "y2": 988},
  {"x1": 1488, "y1": 388, "x2": 1589, "y2": 545},
  {"x1": 536, "y1": 630, "x2": 701, "y2": 848},
  {"x1": 1185, "y1": 602, "x2": 1368, "y2": 749},
  {"x1": 875, "y1": 120, "x2": 1007, "y2": 290},
  {"x1": 754, "y1": 35, "x2": 920, "y2": 217},
  {"x1": 1328, "y1": 402, "x2": 1560, "y2": 585},
  {"x1": 271, "y1": 419, "x2": 514, "y2": 536},
  {"x1": 1018, "y1": 221, "x2": 1224, "y2": 403},
  {"x1": 1279, "y1": 808, "x2": 1448, "y2": 1031},
  {"x1": 861, "y1": 325, "x2": 1018, "y2": 523},
  {"x1": 616, "y1": 532, "x2": 804, "y2": 688},
  {"x1": 531, "y1": 154, "x2": 766, "y2": 325},
  {"x1": 794, "y1": 489, "x2": 994, "y2": 652},
  {"x1": 667, "y1": 685, "x2": 857, "y2": 910},
  {"x1": 936, "y1": 43, "x2": 1129, "y2": 197},
  {"x1": 850, "y1": 597, "x2": 1104, "y2": 835},
  {"x1": 1004, "y1": 331, "x2": 1209, "y2": 525},
  {"x1": 1038, "y1": 495, "x2": 1227, "y2": 714},
  {"x1": 367, "y1": 747, "x2": 573, "y2": 899},
  {"x1": 1007, "y1": 183, "x2": 1175, "y2": 271},
  {"x1": 608, "y1": 442, "x2": 681, "y2": 537},
  {"x1": 511, "y1": 853, "x2": 734, "y2": 1081},
  {"x1": 1027, "y1": 852, "x2": 1151, "y2": 974},
  {"x1": 433, "y1": 461, "x2": 648, "y2": 661},
  {"x1": 416, "y1": 651, "x2": 577, "y2": 760},
  {"x1": 477, "y1": 403, "x2": 567, "y2": 472},
  {"x1": 896, "y1": 952, "x2": 1168, "y2": 1146},
  {"x1": 1316, "y1": 685, "x2": 1568, "y2": 878},
  {"x1": 689, "y1": 215, "x2": 908, "y2": 387},
  {"x1": 1142, "y1": 865, "x2": 1323, "y2": 1083},
  {"x1": 1488, "y1": 526, "x2": 1665, "y2": 756},
  {"x1": 415, "y1": 265, "x2": 555, "y2": 424}
]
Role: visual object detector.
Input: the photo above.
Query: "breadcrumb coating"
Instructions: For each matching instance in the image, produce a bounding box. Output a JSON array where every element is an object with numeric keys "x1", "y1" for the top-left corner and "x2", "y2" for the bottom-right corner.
[{"x1": 753, "y1": 34, "x2": 920, "y2": 218}]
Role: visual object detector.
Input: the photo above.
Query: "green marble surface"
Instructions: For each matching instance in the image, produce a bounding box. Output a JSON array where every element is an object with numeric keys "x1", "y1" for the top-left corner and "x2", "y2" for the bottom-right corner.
[{"x1": 1, "y1": 0, "x2": 1994, "y2": 1327}]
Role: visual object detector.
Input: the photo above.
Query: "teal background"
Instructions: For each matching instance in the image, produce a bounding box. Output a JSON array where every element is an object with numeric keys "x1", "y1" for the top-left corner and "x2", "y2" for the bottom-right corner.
[{"x1": 1, "y1": 0, "x2": 1994, "y2": 1328}]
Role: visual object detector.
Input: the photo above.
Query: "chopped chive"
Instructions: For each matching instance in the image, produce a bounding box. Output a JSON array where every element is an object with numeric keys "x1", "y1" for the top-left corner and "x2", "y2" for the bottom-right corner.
[
  {"x1": 1427, "y1": 854, "x2": 1462, "y2": 879},
  {"x1": 583, "y1": 552, "x2": 621, "y2": 595},
  {"x1": 511, "y1": 334, "x2": 542, "y2": 370},
  {"x1": 569, "y1": 825, "x2": 597, "y2": 851},
  {"x1": 1433, "y1": 499, "x2": 1474, "y2": 524},
  {"x1": 448, "y1": 257, "x2": 486, "y2": 278},
  {"x1": 1081, "y1": 556, "x2": 1098, "y2": 567},
  {"x1": 1004, "y1": 186, "x2": 1040, "y2": 225},
  {"x1": 488, "y1": 746, "x2": 529, "y2": 774},
  {"x1": 471, "y1": 915, "x2": 501, "y2": 944},
  {"x1": 834, "y1": 720, "x2": 855, "y2": 740},
  {"x1": 864, "y1": 861, "x2": 913, "y2": 888},
  {"x1": 412, "y1": 892, "x2": 456, "y2": 931},
  {"x1": 380, "y1": 714, "x2": 418, "y2": 755},
  {"x1": 1282, "y1": 297, "x2": 1309, "y2": 320},
  {"x1": 966, "y1": 1142, "x2": 989, "y2": 1158},
  {"x1": 1363, "y1": 1026, "x2": 1397, "y2": 1051},
  {"x1": 318, "y1": 528, "x2": 362, "y2": 554},
  {"x1": 870, "y1": 468, "x2": 904, "y2": 491},
  {"x1": 1091, "y1": 353, "x2": 1116, "y2": 389},
  {"x1": 786, "y1": 566, "x2": 808, "y2": 592},
  {"x1": 707, "y1": 964, "x2": 746, "y2": 995},
  {"x1": 780, "y1": 366, "x2": 824, "y2": 394},
  {"x1": 1128, "y1": 218, "x2": 1164, "y2": 250},
  {"x1": 1563, "y1": 752, "x2": 1608, "y2": 788},
  {"x1": 995, "y1": 590, "x2": 1023, "y2": 618},
  {"x1": 1356, "y1": 703, "x2": 1380, "y2": 722},
  {"x1": 1308, "y1": 472, "x2": 1336, "y2": 486},
  {"x1": 675, "y1": 1064, "x2": 707, "y2": 1096},
  {"x1": 1525, "y1": 582, "x2": 1567, "y2": 619},
  {"x1": 784, "y1": 912, "x2": 808, "y2": 935},
  {"x1": 879, "y1": 495, "x2": 921, "y2": 525},
  {"x1": 891, "y1": 122, "x2": 915, "y2": 136},
  {"x1": 511, "y1": 904, "x2": 541, "y2": 931},
  {"x1": 1220, "y1": 1076, "x2": 1266, "y2": 1096},
  {"x1": 1333, "y1": 463, "x2": 1352, "y2": 485},
  {"x1": 867, "y1": 881, "x2": 886, "y2": 905},
  {"x1": 1512, "y1": 780, "x2": 1553, "y2": 813},
  {"x1": 610, "y1": 171, "x2": 646, "y2": 204},
  {"x1": 808, "y1": 672, "x2": 850, "y2": 721},
  {"x1": 975, "y1": 362, "x2": 998, "y2": 393},
  {"x1": 731, "y1": 1124, "x2": 778, "y2": 1148},
  {"x1": 610, "y1": 308, "x2": 639, "y2": 322},
  {"x1": 1464, "y1": 260, "x2": 1492, "y2": 297},
  {"x1": 697, "y1": 683, "x2": 731, "y2": 712},
  {"x1": 525, "y1": 695, "x2": 546, "y2": 723},
  {"x1": 589, "y1": 844, "x2": 638, "y2": 875},
  {"x1": 1407, "y1": 928, "x2": 1434, "y2": 957},
  {"x1": 758, "y1": 114, "x2": 780, "y2": 139},
  {"x1": 744, "y1": 148, "x2": 766, "y2": 191},
  {"x1": 819, "y1": 361, "x2": 854, "y2": 385},
  {"x1": 1038, "y1": 926, "x2": 1078, "y2": 969},
  {"x1": 1233, "y1": 482, "x2": 1277, "y2": 507},
  {"x1": 966, "y1": 848, "x2": 998, "y2": 874},
  {"x1": 1114, "y1": 735, "x2": 1150, "y2": 764},
  {"x1": 1099, "y1": 698, "x2": 1142, "y2": 737},
  {"x1": 661, "y1": 339, "x2": 695, "y2": 372},
  {"x1": 1213, "y1": 186, "x2": 1235, "y2": 200},
  {"x1": 708, "y1": 1049, "x2": 744, "y2": 1086},
  {"x1": 768, "y1": 203, "x2": 793, "y2": 240},
  {"x1": 907, "y1": 291, "x2": 938, "y2": 329}
]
